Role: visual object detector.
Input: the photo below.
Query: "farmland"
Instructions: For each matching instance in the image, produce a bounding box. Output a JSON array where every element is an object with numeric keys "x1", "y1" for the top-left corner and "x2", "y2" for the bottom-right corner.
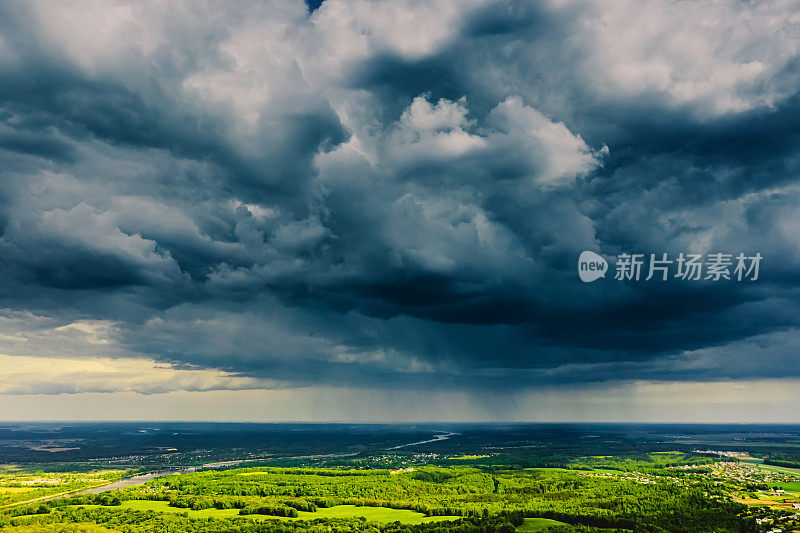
[{"x1": 0, "y1": 470, "x2": 126, "y2": 508}]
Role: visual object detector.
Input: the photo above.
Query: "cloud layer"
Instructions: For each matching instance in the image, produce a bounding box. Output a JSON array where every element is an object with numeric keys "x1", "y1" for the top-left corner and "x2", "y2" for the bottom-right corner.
[{"x1": 0, "y1": 0, "x2": 799, "y2": 400}]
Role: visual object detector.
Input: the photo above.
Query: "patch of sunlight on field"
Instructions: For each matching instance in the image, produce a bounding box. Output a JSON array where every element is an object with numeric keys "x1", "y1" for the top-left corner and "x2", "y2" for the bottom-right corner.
[
  {"x1": 771, "y1": 481, "x2": 800, "y2": 491},
  {"x1": 523, "y1": 467, "x2": 594, "y2": 473},
  {"x1": 450, "y1": 455, "x2": 491, "y2": 460},
  {"x1": 3, "y1": 523, "x2": 121, "y2": 533},
  {"x1": 734, "y1": 455, "x2": 763, "y2": 464},
  {"x1": 517, "y1": 517, "x2": 570, "y2": 531},
  {"x1": 0, "y1": 487, "x2": 33, "y2": 493},
  {"x1": 70, "y1": 501, "x2": 460, "y2": 524},
  {"x1": 2, "y1": 523, "x2": 120, "y2": 533},
  {"x1": 758, "y1": 464, "x2": 800, "y2": 475},
  {"x1": 70, "y1": 501, "x2": 246, "y2": 520},
  {"x1": 302, "y1": 505, "x2": 459, "y2": 524}
]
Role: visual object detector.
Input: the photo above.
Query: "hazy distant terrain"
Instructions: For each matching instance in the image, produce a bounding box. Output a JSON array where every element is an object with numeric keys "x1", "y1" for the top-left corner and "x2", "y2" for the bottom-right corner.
[{"x1": 2, "y1": 422, "x2": 800, "y2": 464}]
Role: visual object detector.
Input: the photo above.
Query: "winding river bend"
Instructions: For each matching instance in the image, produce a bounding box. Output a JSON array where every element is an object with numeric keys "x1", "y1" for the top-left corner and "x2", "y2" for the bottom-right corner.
[
  {"x1": 75, "y1": 468, "x2": 198, "y2": 495},
  {"x1": 388, "y1": 432, "x2": 459, "y2": 450}
]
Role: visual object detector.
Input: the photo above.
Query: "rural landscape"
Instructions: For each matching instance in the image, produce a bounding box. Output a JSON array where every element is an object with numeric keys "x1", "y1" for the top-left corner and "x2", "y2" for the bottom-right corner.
[{"x1": 0, "y1": 423, "x2": 798, "y2": 532}]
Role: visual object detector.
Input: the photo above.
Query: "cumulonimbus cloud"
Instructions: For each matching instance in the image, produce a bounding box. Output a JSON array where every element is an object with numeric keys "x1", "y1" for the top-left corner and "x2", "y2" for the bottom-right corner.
[{"x1": 0, "y1": 0, "x2": 798, "y2": 396}]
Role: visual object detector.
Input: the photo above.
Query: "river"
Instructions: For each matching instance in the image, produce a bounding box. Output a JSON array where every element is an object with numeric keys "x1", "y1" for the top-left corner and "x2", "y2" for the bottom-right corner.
[{"x1": 75, "y1": 467, "x2": 198, "y2": 495}]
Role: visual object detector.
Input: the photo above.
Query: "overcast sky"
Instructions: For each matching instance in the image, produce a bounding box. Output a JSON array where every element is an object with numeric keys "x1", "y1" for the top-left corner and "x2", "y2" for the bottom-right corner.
[{"x1": 0, "y1": 0, "x2": 799, "y2": 422}]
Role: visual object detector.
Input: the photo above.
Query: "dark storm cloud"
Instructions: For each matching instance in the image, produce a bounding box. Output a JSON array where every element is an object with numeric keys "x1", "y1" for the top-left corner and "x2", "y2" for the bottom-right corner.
[{"x1": 0, "y1": 0, "x2": 799, "y2": 394}]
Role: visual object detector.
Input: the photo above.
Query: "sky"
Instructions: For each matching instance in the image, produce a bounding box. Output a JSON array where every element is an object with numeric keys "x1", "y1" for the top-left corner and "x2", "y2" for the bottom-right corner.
[{"x1": 0, "y1": 0, "x2": 799, "y2": 422}]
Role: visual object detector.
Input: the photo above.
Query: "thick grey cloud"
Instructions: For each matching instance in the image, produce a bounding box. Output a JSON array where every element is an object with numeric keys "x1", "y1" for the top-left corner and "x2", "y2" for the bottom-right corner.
[{"x1": 0, "y1": 0, "x2": 799, "y2": 395}]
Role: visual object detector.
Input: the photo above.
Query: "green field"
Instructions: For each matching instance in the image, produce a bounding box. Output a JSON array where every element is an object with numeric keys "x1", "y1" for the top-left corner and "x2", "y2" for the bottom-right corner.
[
  {"x1": 758, "y1": 464, "x2": 800, "y2": 476},
  {"x1": 522, "y1": 467, "x2": 579, "y2": 472},
  {"x1": 735, "y1": 456, "x2": 763, "y2": 465},
  {"x1": 3, "y1": 523, "x2": 119, "y2": 533},
  {"x1": 769, "y1": 481, "x2": 800, "y2": 491},
  {"x1": 70, "y1": 501, "x2": 459, "y2": 524},
  {"x1": 0, "y1": 470, "x2": 126, "y2": 508},
  {"x1": 303, "y1": 505, "x2": 459, "y2": 524},
  {"x1": 516, "y1": 517, "x2": 570, "y2": 531},
  {"x1": 71, "y1": 501, "x2": 247, "y2": 520}
]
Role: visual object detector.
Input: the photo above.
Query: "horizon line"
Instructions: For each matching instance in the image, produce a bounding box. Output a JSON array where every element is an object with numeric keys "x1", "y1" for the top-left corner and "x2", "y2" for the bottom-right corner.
[{"x1": 2, "y1": 420, "x2": 799, "y2": 425}]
